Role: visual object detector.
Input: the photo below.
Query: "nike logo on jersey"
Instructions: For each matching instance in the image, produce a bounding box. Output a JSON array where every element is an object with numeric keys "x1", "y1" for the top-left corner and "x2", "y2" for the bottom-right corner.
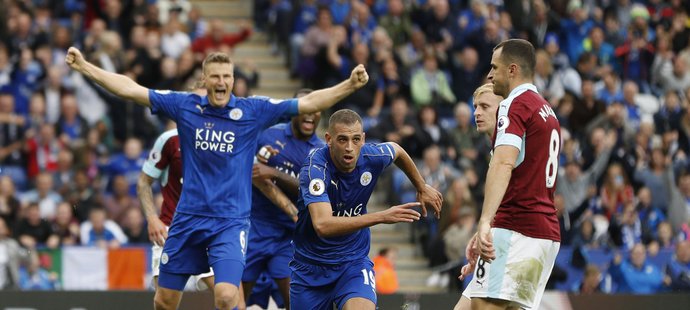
[{"x1": 195, "y1": 104, "x2": 206, "y2": 114}]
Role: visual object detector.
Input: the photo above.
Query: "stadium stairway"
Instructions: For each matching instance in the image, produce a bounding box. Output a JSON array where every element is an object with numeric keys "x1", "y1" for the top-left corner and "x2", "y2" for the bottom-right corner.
[{"x1": 192, "y1": 0, "x2": 443, "y2": 295}]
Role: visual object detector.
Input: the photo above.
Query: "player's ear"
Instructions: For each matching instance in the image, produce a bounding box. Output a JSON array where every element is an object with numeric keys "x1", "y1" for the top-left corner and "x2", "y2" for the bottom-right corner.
[{"x1": 325, "y1": 132, "x2": 331, "y2": 146}]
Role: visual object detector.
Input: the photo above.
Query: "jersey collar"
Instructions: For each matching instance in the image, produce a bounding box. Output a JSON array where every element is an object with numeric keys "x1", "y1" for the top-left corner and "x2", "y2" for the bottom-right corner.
[
  {"x1": 201, "y1": 94, "x2": 237, "y2": 109},
  {"x1": 507, "y1": 83, "x2": 538, "y2": 98}
]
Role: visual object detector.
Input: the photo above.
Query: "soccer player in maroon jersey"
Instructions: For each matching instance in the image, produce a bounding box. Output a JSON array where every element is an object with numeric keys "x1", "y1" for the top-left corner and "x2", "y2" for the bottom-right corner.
[
  {"x1": 137, "y1": 126, "x2": 214, "y2": 291},
  {"x1": 462, "y1": 39, "x2": 562, "y2": 310}
]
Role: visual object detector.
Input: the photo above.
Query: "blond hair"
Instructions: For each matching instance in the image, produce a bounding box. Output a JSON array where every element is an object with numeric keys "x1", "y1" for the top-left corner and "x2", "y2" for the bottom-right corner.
[
  {"x1": 202, "y1": 52, "x2": 233, "y2": 73},
  {"x1": 472, "y1": 83, "x2": 494, "y2": 102}
]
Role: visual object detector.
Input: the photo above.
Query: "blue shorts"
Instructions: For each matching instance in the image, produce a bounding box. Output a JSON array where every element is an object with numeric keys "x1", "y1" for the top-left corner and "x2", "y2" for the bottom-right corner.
[
  {"x1": 247, "y1": 273, "x2": 286, "y2": 309},
  {"x1": 242, "y1": 219, "x2": 293, "y2": 282},
  {"x1": 158, "y1": 213, "x2": 250, "y2": 290},
  {"x1": 290, "y1": 258, "x2": 377, "y2": 310}
]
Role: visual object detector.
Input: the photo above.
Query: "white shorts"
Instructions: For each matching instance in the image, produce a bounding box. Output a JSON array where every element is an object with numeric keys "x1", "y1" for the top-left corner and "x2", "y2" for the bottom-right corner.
[
  {"x1": 464, "y1": 228, "x2": 560, "y2": 310},
  {"x1": 151, "y1": 227, "x2": 214, "y2": 291}
]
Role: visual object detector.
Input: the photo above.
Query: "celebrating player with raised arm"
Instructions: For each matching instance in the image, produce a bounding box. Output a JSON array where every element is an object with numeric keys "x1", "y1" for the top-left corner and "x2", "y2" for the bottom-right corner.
[{"x1": 65, "y1": 46, "x2": 369, "y2": 310}]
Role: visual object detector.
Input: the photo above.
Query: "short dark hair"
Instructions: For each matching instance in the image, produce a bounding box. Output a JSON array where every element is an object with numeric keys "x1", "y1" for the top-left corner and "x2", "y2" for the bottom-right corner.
[
  {"x1": 328, "y1": 109, "x2": 362, "y2": 132},
  {"x1": 202, "y1": 52, "x2": 233, "y2": 73},
  {"x1": 494, "y1": 39, "x2": 536, "y2": 78}
]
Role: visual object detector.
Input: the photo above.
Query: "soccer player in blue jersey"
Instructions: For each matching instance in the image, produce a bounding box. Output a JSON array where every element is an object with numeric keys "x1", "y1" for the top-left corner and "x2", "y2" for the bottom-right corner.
[
  {"x1": 242, "y1": 88, "x2": 325, "y2": 309},
  {"x1": 292, "y1": 109, "x2": 443, "y2": 310},
  {"x1": 65, "y1": 47, "x2": 370, "y2": 310}
]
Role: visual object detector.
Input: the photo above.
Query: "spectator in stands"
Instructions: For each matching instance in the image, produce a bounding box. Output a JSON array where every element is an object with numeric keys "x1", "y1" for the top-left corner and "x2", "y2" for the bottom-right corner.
[
  {"x1": 396, "y1": 27, "x2": 426, "y2": 71},
  {"x1": 637, "y1": 187, "x2": 667, "y2": 244},
  {"x1": 373, "y1": 247, "x2": 399, "y2": 295},
  {"x1": 569, "y1": 79, "x2": 606, "y2": 137},
  {"x1": 19, "y1": 173, "x2": 62, "y2": 220},
  {"x1": 654, "y1": 90, "x2": 683, "y2": 134},
  {"x1": 615, "y1": 31, "x2": 655, "y2": 94},
  {"x1": 449, "y1": 103, "x2": 484, "y2": 170},
  {"x1": 50, "y1": 202, "x2": 80, "y2": 246},
  {"x1": 410, "y1": 52, "x2": 456, "y2": 113},
  {"x1": 26, "y1": 93, "x2": 47, "y2": 137},
  {"x1": 53, "y1": 149, "x2": 75, "y2": 197},
  {"x1": 451, "y1": 46, "x2": 483, "y2": 104},
  {"x1": 560, "y1": 0, "x2": 595, "y2": 65},
  {"x1": 103, "y1": 174, "x2": 139, "y2": 225},
  {"x1": 598, "y1": 163, "x2": 634, "y2": 220},
  {"x1": 410, "y1": 106, "x2": 453, "y2": 159},
  {"x1": 287, "y1": 0, "x2": 317, "y2": 76},
  {"x1": 656, "y1": 221, "x2": 677, "y2": 251},
  {"x1": 368, "y1": 95, "x2": 417, "y2": 152},
  {"x1": 379, "y1": 0, "x2": 413, "y2": 48},
  {"x1": 186, "y1": 5, "x2": 208, "y2": 41},
  {"x1": 370, "y1": 57, "x2": 405, "y2": 118},
  {"x1": 105, "y1": 137, "x2": 146, "y2": 196},
  {"x1": 14, "y1": 203, "x2": 54, "y2": 250},
  {"x1": 79, "y1": 207, "x2": 127, "y2": 249},
  {"x1": 634, "y1": 148, "x2": 671, "y2": 211},
  {"x1": 443, "y1": 207, "x2": 475, "y2": 268},
  {"x1": 25, "y1": 123, "x2": 64, "y2": 181},
  {"x1": 666, "y1": 240, "x2": 690, "y2": 291},
  {"x1": 595, "y1": 70, "x2": 624, "y2": 105},
  {"x1": 419, "y1": 0, "x2": 454, "y2": 64},
  {"x1": 18, "y1": 251, "x2": 58, "y2": 290},
  {"x1": 158, "y1": 0, "x2": 192, "y2": 25},
  {"x1": 0, "y1": 217, "x2": 27, "y2": 290},
  {"x1": 67, "y1": 169, "x2": 101, "y2": 223},
  {"x1": 0, "y1": 176, "x2": 20, "y2": 228},
  {"x1": 574, "y1": 264, "x2": 603, "y2": 294},
  {"x1": 584, "y1": 26, "x2": 616, "y2": 72},
  {"x1": 534, "y1": 48, "x2": 564, "y2": 104},
  {"x1": 558, "y1": 128, "x2": 614, "y2": 211},
  {"x1": 609, "y1": 243, "x2": 669, "y2": 293},
  {"x1": 0, "y1": 92, "x2": 27, "y2": 189},
  {"x1": 42, "y1": 66, "x2": 68, "y2": 125},
  {"x1": 55, "y1": 93, "x2": 89, "y2": 148},
  {"x1": 191, "y1": 18, "x2": 251, "y2": 59},
  {"x1": 121, "y1": 207, "x2": 148, "y2": 244},
  {"x1": 610, "y1": 203, "x2": 643, "y2": 250},
  {"x1": 160, "y1": 19, "x2": 191, "y2": 60}
]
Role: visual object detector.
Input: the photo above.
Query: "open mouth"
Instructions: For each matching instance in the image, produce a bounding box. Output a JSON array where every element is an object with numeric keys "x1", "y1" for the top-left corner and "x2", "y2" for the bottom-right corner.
[
  {"x1": 214, "y1": 88, "x2": 227, "y2": 101},
  {"x1": 301, "y1": 118, "x2": 315, "y2": 131},
  {"x1": 343, "y1": 154, "x2": 354, "y2": 164}
]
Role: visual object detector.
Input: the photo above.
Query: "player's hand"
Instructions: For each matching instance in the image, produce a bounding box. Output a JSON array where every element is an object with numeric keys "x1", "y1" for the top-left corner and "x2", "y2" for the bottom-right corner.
[
  {"x1": 458, "y1": 233, "x2": 478, "y2": 281},
  {"x1": 148, "y1": 216, "x2": 168, "y2": 246},
  {"x1": 252, "y1": 162, "x2": 277, "y2": 180},
  {"x1": 417, "y1": 184, "x2": 443, "y2": 219},
  {"x1": 381, "y1": 202, "x2": 421, "y2": 224},
  {"x1": 65, "y1": 46, "x2": 86, "y2": 72},
  {"x1": 256, "y1": 145, "x2": 278, "y2": 164},
  {"x1": 477, "y1": 221, "x2": 495, "y2": 262},
  {"x1": 349, "y1": 64, "x2": 369, "y2": 89}
]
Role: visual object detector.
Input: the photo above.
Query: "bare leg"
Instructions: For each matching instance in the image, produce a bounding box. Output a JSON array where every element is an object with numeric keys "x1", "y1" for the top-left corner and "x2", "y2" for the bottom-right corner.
[{"x1": 342, "y1": 297, "x2": 375, "y2": 310}]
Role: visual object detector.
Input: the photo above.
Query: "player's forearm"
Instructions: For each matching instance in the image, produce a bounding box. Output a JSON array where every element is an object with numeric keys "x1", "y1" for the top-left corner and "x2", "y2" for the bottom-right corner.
[
  {"x1": 253, "y1": 179, "x2": 298, "y2": 219},
  {"x1": 273, "y1": 172, "x2": 299, "y2": 197},
  {"x1": 479, "y1": 161, "x2": 512, "y2": 225},
  {"x1": 79, "y1": 60, "x2": 150, "y2": 107},
  {"x1": 136, "y1": 174, "x2": 158, "y2": 219},
  {"x1": 313, "y1": 213, "x2": 383, "y2": 238},
  {"x1": 298, "y1": 79, "x2": 356, "y2": 114},
  {"x1": 392, "y1": 143, "x2": 425, "y2": 190}
]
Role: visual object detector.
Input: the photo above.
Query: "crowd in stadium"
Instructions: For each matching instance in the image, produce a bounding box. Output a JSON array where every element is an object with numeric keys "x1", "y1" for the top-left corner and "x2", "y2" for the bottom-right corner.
[{"x1": 0, "y1": 0, "x2": 689, "y2": 297}]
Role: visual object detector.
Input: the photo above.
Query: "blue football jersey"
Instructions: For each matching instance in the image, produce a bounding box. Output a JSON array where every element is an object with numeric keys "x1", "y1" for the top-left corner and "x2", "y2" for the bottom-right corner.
[
  {"x1": 148, "y1": 90, "x2": 298, "y2": 218},
  {"x1": 251, "y1": 122, "x2": 325, "y2": 230},
  {"x1": 293, "y1": 143, "x2": 396, "y2": 265}
]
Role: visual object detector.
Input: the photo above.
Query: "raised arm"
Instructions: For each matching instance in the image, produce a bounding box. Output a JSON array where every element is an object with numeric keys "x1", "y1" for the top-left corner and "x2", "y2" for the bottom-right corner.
[
  {"x1": 308, "y1": 201, "x2": 421, "y2": 238},
  {"x1": 389, "y1": 142, "x2": 443, "y2": 218},
  {"x1": 65, "y1": 47, "x2": 150, "y2": 107},
  {"x1": 297, "y1": 64, "x2": 369, "y2": 114}
]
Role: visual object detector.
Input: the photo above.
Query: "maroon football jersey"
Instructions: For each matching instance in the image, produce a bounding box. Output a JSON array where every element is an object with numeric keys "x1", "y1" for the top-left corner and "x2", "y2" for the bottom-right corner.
[
  {"x1": 491, "y1": 84, "x2": 561, "y2": 241},
  {"x1": 142, "y1": 129, "x2": 182, "y2": 226}
]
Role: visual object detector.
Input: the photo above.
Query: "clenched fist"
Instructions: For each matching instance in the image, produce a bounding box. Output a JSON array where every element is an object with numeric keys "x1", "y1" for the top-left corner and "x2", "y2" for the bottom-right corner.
[
  {"x1": 349, "y1": 64, "x2": 369, "y2": 89},
  {"x1": 65, "y1": 47, "x2": 86, "y2": 72}
]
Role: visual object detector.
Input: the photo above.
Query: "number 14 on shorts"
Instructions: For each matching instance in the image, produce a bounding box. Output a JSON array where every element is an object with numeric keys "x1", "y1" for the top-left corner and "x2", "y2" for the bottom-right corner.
[{"x1": 361, "y1": 268, "x2": 376, "y2": 291}]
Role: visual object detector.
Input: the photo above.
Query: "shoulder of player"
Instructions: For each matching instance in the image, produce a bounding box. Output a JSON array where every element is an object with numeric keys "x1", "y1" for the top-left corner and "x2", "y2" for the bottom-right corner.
[
  {"x1": 151, "y1": 129, "x2": 179, "y2": 151},
  {"x1": 504, "y1": 91, "x2": 549, "y2": 114},
  {"x1": 360, "y1": 142, "x2": 395, "y2": 158}
]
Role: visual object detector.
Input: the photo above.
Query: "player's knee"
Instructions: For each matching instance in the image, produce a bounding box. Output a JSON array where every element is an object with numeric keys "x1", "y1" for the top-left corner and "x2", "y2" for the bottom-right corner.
[
  {"x1": 214, "y1": 284, "x2": 239, "y2": 310},
  {"x1": 153, "y1": 294, "x2": 177, "y2": 310}
]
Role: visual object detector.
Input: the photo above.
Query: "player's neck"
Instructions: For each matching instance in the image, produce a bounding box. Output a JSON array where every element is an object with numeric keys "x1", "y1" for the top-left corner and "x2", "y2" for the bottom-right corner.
[{"x1": 508, "y1": 78, "x2": 534, "y2": 94}]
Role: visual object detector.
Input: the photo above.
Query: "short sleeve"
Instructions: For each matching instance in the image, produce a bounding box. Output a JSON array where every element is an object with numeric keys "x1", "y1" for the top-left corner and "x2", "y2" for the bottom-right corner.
[
  {"x1": 251, "y1": 96, "x2": 299, "y2": 129},
  {"x1": 495, "y1": 98, "x2": 530, "y2": 151},
  {"x1": 148, "y1": 90, "x2": 190, "y2": 121},
  {"x1": 299, "y1": 156, "x2": 331, "y2": 208},
  {"x1": 367, "y1": 143, "x2": 396, "y2": 171},
  {"x1": 142, "y1": 132, "x2": 176, "y2": 179}
]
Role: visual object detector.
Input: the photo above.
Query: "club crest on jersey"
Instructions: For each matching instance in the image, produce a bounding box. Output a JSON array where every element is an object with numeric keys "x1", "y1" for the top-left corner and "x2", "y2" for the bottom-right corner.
[
  {"x1": 309, "y1": 178, "x2": 325, "y2": 195},
  {"x1": 497, "y1": 115, "x2": 510, "y2": 131},
  {"x1": 161, "y1": 253, "x2": 169, "y2": 264},
  {"x1": 149, "y1": 150, "x2": 161, "y2": 162},
  {"x1": 360, "y1": 172, "x2": 372, "y2": 186},
  {"x1": 229, "y1": 108, "x2": 243, "y2": 120}
]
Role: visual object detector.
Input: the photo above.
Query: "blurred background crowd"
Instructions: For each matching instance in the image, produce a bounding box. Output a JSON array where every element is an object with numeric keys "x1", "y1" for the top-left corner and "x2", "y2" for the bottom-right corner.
[{"x1": 0, "y1": 0, "x2": 689, "y2": 297}]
